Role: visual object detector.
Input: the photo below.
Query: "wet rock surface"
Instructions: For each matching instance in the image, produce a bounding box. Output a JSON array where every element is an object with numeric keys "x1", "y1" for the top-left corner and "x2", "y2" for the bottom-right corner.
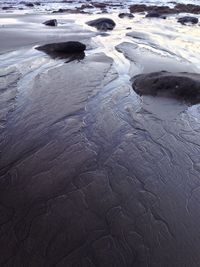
[
  {"x1": 86, "y1": 18, "x2": 116, "y2": 31},
  {"x1": 132, "y1": 71, "x2": 200, "y2": 104}
]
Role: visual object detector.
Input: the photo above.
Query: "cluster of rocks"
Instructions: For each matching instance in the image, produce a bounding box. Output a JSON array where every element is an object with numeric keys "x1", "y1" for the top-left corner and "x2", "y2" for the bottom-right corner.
[
  {"x1": 1, "y1": 1, "x2": 42, "y2": 10},
  {"x1": 20, "y1": 1, "x2": 41, "y2": 7},
  {"x1": 52, "y1": 1, "x2": 123, "y2": 14},
  {"x1": 129, "y1": 3, "x2": 200, "y2": 15}
]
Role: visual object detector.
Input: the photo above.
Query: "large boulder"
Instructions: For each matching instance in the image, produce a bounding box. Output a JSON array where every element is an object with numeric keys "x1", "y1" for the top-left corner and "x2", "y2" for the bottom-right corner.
[
  {"x1": 86, "y1": 18, "x2": 116, "y2": 31},
  {"x1": 177, "y1": 16, "x2": 198, "y2": 25},
  {"x1": 132, "y1": 71, "x2": 200, "y2": 104},
  {"x1": 36, "y1": 41, "x2": 86, "y2": 54},
  {"x1": 43, "y1": 19, "x2": 57, "y2": 26},
  {"x1": 36, "y1": 42, "x2": 86, "y2": 62}
]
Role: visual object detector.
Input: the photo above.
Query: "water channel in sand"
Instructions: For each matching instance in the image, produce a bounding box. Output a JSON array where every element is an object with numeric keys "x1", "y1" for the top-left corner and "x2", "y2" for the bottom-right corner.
[{"x1": 1, "y1": 11, "x2": 200, "y2": 266}]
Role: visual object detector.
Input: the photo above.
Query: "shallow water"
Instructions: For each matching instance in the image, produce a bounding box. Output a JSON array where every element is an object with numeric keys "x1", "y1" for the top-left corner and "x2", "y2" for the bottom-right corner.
[{"x1": 1, "y1": 11, "x2": 200, "y2": 267}]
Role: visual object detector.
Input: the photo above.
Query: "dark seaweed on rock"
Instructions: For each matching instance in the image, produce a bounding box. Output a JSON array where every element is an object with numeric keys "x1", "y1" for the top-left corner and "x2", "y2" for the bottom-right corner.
[{"x1": 132, "y1": 71, "x2": 200, "y2": 105}]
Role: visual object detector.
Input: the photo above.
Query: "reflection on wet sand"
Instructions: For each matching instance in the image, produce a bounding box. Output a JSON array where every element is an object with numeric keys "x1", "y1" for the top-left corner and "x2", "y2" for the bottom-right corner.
[{"x1": 0, "y1": 11, "x2": 200, "y2": 267}]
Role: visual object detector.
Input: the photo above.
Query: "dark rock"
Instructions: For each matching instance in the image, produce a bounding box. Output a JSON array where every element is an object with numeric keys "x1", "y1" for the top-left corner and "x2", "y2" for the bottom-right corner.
[
  {"x1": 43, "y1": 19, "x2": 57, "y2": 27},
  {"x1": 86, "y1": 18, "x2": 116, "y2": 31},
  {"x1": 178, "y1": 16, "x2": 198, "y2": 25},
  {"x1": 35, "y1": 2, "x2": 41, "y2": 5},
  {"x1": 91, "y1": 2, "x2": 107, "y2": 8},
  {"x1": 79, "y1": 4, "x2": 94, "y2": 9},
  {"x1": 36, "y1": 42, "x2": 86, "y2": 62},
  {"x1": 2, "y1": 6, "x2": 13, "y2": 10},
  {"x1": 132, "y1": 71, "x2": 200, "y2": 104},
  {"x1": 36, "y1": 41, "x2": 86, "y2": 54},
  {"x1": 25, "y1": 3, "x2": 34, "y2": 7},
  {"x1": 126, "y1": 27, "x2": 132, "y2": 30},
  {"x1": 52, "y1": 8, "x2": 87, "y2": 14},
  {"x1": 118, "y1": 13, "x2": 134, "y2": 19},
  {"x1": 145, "y1": 11, "x2": 166, "y2": 19},
  {"x1": 52, "y1": 8, "x2": 67, "y2": 13}
]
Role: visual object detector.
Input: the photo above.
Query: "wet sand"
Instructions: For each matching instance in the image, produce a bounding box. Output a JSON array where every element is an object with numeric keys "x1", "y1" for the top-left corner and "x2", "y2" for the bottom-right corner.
[{"x1": 1, "y1": 9, "x2": 200, "y2": 267}]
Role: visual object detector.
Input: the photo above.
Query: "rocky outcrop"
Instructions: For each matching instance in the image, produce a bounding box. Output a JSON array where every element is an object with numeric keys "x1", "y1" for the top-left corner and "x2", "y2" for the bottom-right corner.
[
  {"x1": 129, "y1": 4, "x2": 174, "y2": 14},
  {"x1": 86, "y1": 18, "x2": 116, "y2": 31},
  {"x1": 132, "y1": 71, "x2": 200, "y2": 104},
  {"x1": 129, "y1": 3, "x2": 200, "y2": 15},
  {"x1": 175, "y1": 3, "x2": 200, "y2": 14}
]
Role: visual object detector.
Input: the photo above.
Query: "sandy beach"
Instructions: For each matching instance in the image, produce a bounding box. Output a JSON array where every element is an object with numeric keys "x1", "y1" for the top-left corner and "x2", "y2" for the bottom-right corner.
[{"x1": 1, "y1": 2, "x2": 200, "y2": 266}]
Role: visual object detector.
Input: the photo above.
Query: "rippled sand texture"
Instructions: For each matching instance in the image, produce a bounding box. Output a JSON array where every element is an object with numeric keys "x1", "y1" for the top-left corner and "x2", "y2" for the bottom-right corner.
[{"x1": 1, "y1": 12, "x2": 200, "y2": 267}]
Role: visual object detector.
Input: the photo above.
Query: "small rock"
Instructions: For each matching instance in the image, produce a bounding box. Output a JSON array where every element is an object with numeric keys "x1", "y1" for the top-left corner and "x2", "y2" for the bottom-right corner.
[
  {"x1": 177, "y1": 16, "x2": 198, "y2": 25},
  {"x1": 43, "y1": 19, "x2": 57, "y2": 27},
  {"x1": 86, "y1": 18, "x2": 116, "y2": 31},
  {"x1": 25, "y1": 3, "x2": 34, "y2": 7},
  {"x1": 2, "y1": 6, "x2": 13, "y2": 10},
  {"x1": 119, "y1": 13, "x2": 134, "y2": 19}
]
